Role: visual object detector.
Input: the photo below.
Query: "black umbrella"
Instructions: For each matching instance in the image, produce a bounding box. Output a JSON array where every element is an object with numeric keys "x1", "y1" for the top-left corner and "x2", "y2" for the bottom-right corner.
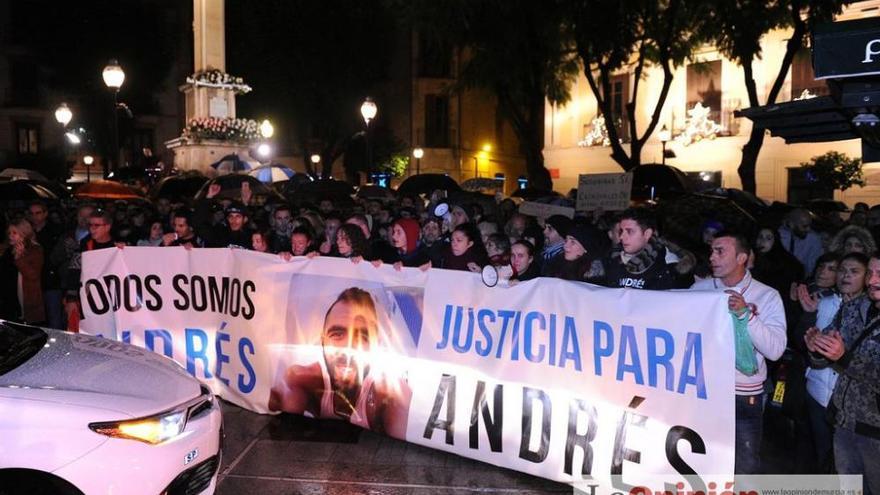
[
  {"x1": 631, "y1": 164, "x2": 693, "y2": 201},
  {"x1": 194, "y1": 174, "x2": 284, "y2": 203},
  {"x1": 209, "y1": 153, "x2": 256, "y2": 174},
  {"x1": 293, "y1": 179, "x2": 356, "y2": 197},
  {"x1": 511, "y1": 187, "x2": 560, "y2": 201},
  {"x1": 701, "y1": 187, "x2": 769, "y2": 219},
  {"x1": 149, "y1": 174, "x2": 209, "y2": 202},
  {"x1": 448, "y1": 191, "x2": 498, "y2": 218},
  {"x1": 356, "y1": 185, "x2": 397, "y2": 201},
  {"x1": 280, "y1": 174, "x2": 318, "y2": 196},
  {"x1": 658, "y1": 193, "x2": 757, "y2": 245},
  {"x1": 0, "y1": 180, "x2": 58, "y2": 204},
  {"x1": 397, "y1": 174, "x2": 460, "y2": 196}
]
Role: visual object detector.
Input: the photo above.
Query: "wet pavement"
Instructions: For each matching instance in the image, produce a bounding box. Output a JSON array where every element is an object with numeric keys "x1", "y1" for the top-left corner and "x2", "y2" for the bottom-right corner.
[
  {"x1": 215, "y1": 400, "x2": 797, "y2": 495},
  {"x1": 215, "y1": 400, "x2": 570, "y2": 494}
]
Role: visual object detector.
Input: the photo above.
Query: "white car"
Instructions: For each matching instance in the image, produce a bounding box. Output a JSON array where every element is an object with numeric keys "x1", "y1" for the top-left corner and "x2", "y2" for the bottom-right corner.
[{"x1": 0, "y1": 321, "x2": 222, "y2": 495}]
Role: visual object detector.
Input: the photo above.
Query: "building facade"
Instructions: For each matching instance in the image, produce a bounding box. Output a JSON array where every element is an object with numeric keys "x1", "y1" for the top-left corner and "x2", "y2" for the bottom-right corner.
[
  {"x1": 0, "y1": 0, "x2": 188, "y2": 181},
  {"x1": 544, "y1": 1, "x2": 880, "y2": 206}
]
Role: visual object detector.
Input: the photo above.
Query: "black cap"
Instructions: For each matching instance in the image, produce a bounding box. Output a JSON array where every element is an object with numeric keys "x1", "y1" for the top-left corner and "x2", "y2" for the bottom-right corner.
[
  {"x1": 225, "y1": 201, "x2": 248, "y2": 216},
  {"x1": 544, "y1": 214, "x2": 573, "y2": 238},
  {"x1": 567, "y1": 223, "x2": 608, "y2": 255}
]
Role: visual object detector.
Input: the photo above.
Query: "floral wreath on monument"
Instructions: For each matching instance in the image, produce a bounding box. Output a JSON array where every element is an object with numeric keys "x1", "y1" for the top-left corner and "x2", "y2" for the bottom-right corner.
[
  {"x1": 181, "y1": 117, "x2": 261, "y2": 144},
  {"x1": 186, "y1": 69, "x2": 252, "y2": 94}
]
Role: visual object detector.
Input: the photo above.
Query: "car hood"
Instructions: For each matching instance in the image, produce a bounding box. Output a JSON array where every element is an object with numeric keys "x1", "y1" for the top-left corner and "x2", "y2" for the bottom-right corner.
[{"x1": 0, "y1": 329, "x2": 201, "y2": 417}]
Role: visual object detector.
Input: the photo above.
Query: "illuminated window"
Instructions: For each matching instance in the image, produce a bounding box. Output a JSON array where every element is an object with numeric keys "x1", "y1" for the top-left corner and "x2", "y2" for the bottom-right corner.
[
  {"x1": 16, "y1": 123, "x2": 39, "y2": 155},
  {"x1": 791, "y1": 49, "x2": 829, "y2": 99},
  {"x1": 687, "y1": 61, "x2": 722, "y2": 122}
]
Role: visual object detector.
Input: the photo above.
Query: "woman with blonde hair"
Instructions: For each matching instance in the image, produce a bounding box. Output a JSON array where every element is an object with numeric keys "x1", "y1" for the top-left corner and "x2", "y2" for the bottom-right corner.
[{"x1": 4, "y1": 218, "x2": 45, "y2": 324}]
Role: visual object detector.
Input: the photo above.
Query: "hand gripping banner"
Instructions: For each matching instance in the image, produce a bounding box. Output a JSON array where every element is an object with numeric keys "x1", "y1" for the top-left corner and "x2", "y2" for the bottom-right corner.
[{"x1": 80, "y1": 247, "x2": 735, "y2": 488}]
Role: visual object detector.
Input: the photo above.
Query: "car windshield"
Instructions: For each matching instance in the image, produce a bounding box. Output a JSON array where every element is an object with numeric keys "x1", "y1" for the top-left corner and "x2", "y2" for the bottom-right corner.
[{"x1": 0, "y1": 321, "x2": 48, "y2": 376}]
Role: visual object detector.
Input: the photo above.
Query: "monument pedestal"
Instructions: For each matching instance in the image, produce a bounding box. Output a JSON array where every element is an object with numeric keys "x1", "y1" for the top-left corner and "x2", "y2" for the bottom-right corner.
[
  {"x1": 165, "y1": 0, "x2": 257, "y2": 177},
  {"x1": 165, "y1": 137, "x2": 254, "y2": 176}
]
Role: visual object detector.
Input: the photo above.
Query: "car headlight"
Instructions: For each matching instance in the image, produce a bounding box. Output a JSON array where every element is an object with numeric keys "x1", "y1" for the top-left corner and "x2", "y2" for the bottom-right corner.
[{"x1": 89, "y1": 409, "x2": 187, "y2": 445}]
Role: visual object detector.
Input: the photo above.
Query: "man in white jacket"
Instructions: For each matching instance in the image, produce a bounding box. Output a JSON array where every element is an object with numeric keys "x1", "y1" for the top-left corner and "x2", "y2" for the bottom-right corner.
[{"x1": 691, "y1": 231, "x2": 787, "y2": 474}]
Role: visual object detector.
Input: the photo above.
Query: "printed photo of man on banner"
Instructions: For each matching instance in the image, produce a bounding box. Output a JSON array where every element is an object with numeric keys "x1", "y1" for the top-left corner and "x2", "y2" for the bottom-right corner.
[{"x1": 269, "y1": 275, "x2": 422, "y2": 440}]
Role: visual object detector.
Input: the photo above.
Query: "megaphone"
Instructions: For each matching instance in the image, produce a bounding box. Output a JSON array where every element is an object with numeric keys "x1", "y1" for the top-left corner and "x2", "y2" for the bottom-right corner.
[{"x1": 434, "y1": 202, "x2": 453, "y2": 225}]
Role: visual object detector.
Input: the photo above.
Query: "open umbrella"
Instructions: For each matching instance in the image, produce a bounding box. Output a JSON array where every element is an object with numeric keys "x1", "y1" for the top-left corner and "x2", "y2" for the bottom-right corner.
[
  {"x1": 210, "y1": 154, "x2": 255, "y2": 174},
  {"x1": 631, "y1": 164, "x2": 693, "y2": 201},
  {"x1": 701, "y1": 187, "x2": 769, "y2": 219},
  {"x1": 356, "y1": 185, "x2": 396, "y2": 201},
  {"x1": 0, "y1": 168, "x2": 48, "y2": 182},
  {"x1": 194, "y1": 174, "x2": 284, "y2": 203},
  {"x1": 149, "y1": 173, "x2": 209, "y2": 202},
  {"x1": 74, "y1": 180, "x2": 144, "y2": 200},
  {"x1": 461, "y1": 177, "x2": 503, "y2": 193},
  {"x1": 294, "y1": 179, "x2": 356, "y2": 197},
  {"x1": 511, "y1": 187, "x2": 560, "y2": 201},
  {"x1": 248, "y1": 163, "x2": 296, "y2": 183},
  {"x1": 397, "y1": 174, "x2": 460, "y2": 196},
  {"x1": 0, "y1": 181, "x2": 58, "y2": 203},
  {"x1": 658, "y1": 193, "x2": 757, "y2": 245}
]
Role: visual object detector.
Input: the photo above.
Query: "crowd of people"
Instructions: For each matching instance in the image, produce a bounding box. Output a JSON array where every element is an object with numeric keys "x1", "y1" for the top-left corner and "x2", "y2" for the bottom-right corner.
[{"x1": 1, "y1": 180, "x2": 879, "y2": 491}]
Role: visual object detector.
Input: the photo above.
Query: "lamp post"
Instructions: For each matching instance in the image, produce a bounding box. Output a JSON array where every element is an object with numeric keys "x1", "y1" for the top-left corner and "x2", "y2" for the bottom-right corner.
[
  {"x1": 658, "y1": 125, "x2": 671, "y2": 166},
  {"x1": 55, "y1": 102, "x2": 74, "y2": 173},
  {"x1": 102, "y1": 60, "x2": 125, "y2": 178},
  {"x1": 412, "y1": 147, "x2": 423, "y2": 175},
  {"x1": 310, "y1": 153, "x2": 321, "y2": 178},
  {"x1": 83, "y1": 155, "x2": 94, "y2": 183},
  {"x1": 360, "y1": 97, "x2": 377, "y2": 180},
  {"x1": 54, "y1": 103, "x2": 72, "y2": 128}
]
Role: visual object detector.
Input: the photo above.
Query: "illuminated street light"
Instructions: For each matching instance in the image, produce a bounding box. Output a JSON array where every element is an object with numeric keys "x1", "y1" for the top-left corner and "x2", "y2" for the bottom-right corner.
[
  {"x1": 103, "y1": 59, "x2": 125, "y2": 177},
  {"x1": 310, "y1": 154, "x2": 321, "y2": 164},
  {"x1": 260, "y1": 119, "x2": 274, "y2": 139},
  {"x1": 257, "y1": 143, "x2": 272, "y2": 158},
  {"x1": 360, "y1": 97, "x2": 378, "y2": 178},
  {"x1": 360, "y1": 97, "x2": 377, "y2": 124},
  {"x1": 658, "y1": 125, "x2": 674, "y2": 165},
  {"x1": 412, "y1": 147, "x2": 424, "y2": 175},
  {"x1": 83, "y1": 155, "x2": 94, "y2": 183},
  {"x1": 54, "y1": 103, "x2": 73, "y2": 127},
  {"x1": 65, "y1": 132, "x2": 81, "y2": 145},
  {"x1": 102, "y1": 60, "x2": 125, "y2": 89}
]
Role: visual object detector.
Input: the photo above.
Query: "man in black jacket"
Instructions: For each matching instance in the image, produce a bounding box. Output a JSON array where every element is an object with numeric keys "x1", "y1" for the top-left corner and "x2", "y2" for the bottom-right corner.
[
  {"x1": 194, "y1": 183, "x2": 254, "y2": 249},
  {"x1": 599, "y1": 207, "x2": 692, "y2": 290}
]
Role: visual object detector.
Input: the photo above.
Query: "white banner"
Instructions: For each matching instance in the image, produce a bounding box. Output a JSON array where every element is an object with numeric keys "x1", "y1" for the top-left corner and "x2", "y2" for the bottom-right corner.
[{"x1": 81, "y1": 247, "x2": 734, "y2": 487}]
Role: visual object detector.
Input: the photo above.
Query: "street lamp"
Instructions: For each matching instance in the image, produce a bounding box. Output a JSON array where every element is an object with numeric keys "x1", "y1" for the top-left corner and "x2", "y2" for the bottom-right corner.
[
  {"x1": 412, "y1": 147, "x2": 424, "y2": 175},
  {"x1": 309, "y1": 153, "x2": 321, "y2": 178},
  {"x1": 257, "y1": 143, "x2": 272, "y2": 160},
  {"x1": 65, "y1": 132, "x2": 81, "y2": 145},
  {"x1": 102, "y1": 59, "x2": 125, "y2": 178},
  {"x1": 260, "y1": 119, "x2": 274, "y2": 139},
  {"x1": 54, "y1": 103, "x2": 72, "y2": 127},
  {"x1": 658, "y1": 125, "x2": 671, "y2": 165},
  {"x1": 83, "y1": 155, "x2": 94, "y2": 183},
  {"x1": 360, "y1": 97, "x2": 377, "y2": 180}
]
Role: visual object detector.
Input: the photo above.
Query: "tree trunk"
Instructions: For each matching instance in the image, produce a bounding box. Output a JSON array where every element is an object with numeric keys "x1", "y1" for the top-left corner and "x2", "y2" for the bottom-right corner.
[{"x1": 738, "y1": 125, "x2": 764, "y2": 194}]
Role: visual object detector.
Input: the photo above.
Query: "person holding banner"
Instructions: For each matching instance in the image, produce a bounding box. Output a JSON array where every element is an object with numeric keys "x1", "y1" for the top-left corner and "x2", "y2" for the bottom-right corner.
[
  {"x1": 599, "y1": 207, "x2": 692, "y2": 290},
  {"x1": 690, "y1": 231, "x2": 787, "y2": 474},
  {"x1": 543, "y1": 223, "x2": 607, "y2": 282},
  {"x1": 268, "y1": 287, "x2": 412, "y2": 439},
  {"x1": 540, "y1": 214, "x2": 571, "y2": 271},
  {"x1": 381, "y1": 218, "x2": 429, "y2": 268},
  {"x1": 434, "y1": 223, "x2": 488, "y2": 272}
]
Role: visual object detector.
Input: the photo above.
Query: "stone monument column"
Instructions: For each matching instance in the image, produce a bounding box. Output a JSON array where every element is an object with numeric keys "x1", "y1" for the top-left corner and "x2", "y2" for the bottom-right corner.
[{"x1": 166, "y1": 0, "x2": 255, "y2": 175}]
